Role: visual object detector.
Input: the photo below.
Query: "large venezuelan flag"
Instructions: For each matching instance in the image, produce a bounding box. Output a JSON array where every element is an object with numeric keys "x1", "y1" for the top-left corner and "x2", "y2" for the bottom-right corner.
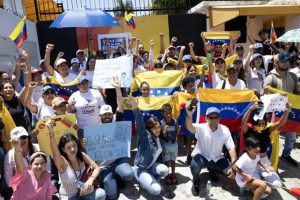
[
  {"x1": 9, "y1": 16, "x2": 27, "y2": 48},
  {"x1": 131, "y1": 70, "x2": 182, "y2": 97},
  {"x1": 43, "y1": 76, "x2": 79, "y2": 100},
  {"x1": 198, "y1": 88, "x2": 258, "y2": 133},
  {"x1": 173, "y1": 92, "x2": 198, "y2": 137},
  {"x1": 268, "y1": 87, "x2": 300, "y2": 133},
  {"x1": 123, "y1": 96, "x2": 173, "y2": 122}
]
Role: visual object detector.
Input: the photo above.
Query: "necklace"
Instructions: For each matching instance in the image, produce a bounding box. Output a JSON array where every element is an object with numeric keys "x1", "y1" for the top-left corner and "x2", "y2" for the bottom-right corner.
[{"x1": 70, "y1": 158, "x2": 82, "y2": 180}]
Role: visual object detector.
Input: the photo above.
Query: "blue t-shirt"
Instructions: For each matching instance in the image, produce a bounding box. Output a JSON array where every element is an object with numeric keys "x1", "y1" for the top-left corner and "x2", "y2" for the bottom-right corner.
[{"x1": 160, "y1": 119, "x2": 178, "y2": 144}]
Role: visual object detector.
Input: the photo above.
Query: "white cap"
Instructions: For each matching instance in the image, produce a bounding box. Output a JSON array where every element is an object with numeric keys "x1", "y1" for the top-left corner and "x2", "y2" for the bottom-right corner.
[
  {"x1": 100, "y1": 105, "x2": 113, "y2": 115},
  {"x1": 76, "y1": 49, "x2": 84, "y2": 54},
  {"x1": 54, "y1": 58, "x2": 67, "y2": 68},
  {"x1": 254, "y1": 43, "x2": 263, "y2": 49},
  {"x1": 206, "y1": 107, "x2": 221, "y2": 116},
  {"x1": 71, "y1": 58, "x2": 80, "y2": 64},
  {"x1": 10, "y1": 127, "x2": 28, "y2": 139}
]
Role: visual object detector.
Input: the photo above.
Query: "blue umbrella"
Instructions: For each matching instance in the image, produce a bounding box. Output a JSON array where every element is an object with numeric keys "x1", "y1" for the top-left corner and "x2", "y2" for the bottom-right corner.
[{"x1": 49, "y1": 8, "x2": 120, "y2": 28}]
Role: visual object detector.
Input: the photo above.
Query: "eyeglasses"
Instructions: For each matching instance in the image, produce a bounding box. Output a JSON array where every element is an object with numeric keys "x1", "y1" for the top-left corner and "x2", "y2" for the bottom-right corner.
[
  {"x1": 20, "y1": 135, "x2": 28, "y2": 140},
  {"x1": 44, "y1": 90, "x2": 55, "y2": 95}
]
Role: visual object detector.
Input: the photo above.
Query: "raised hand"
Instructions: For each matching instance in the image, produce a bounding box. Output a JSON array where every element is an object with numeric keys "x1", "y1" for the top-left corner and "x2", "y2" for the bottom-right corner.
[
  {"x1": 188, "y1": 42, "x2": 194, "y2": 48},
  {"x1": 46, "y1": 44, "x2": 54, "y2": 51},
  {"x1": 112, "y1": 76, "x2": 121, "y2": 88},
  {"x1": 149, "y1": 39, "x2": 154, "y2": 46},
  {"x1": 204, "y1": 41, "x2": 212, "y2": 51},
  {"x1": 28, "y1": 81, "x2": 38, "y2": 89},
  {"x1": 159, "y1": 33, "x2": 164, "y2": 38},
  {"x1": 222, "y1": 43, "x2": 228, "y2": 51},
  {"x1": 19, "y1": 47, "x2": 29, "y2": 61},
  {"x1": 11, "y1": 138, "x2": 21, "y2": 148},
  {"x1": 127, "y1": 95, "x2": 138, "y2": 110},
  {"x1": 58, "y1": 52, "x2": 64, "y2": 58},
  {"x1": 171, "y1": 37, "x2": 177, "y2": 43}
]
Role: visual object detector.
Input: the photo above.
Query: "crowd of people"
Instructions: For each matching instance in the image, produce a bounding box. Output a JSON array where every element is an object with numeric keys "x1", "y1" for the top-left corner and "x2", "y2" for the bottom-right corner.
[{"x1": 0, "y1": 27, "x2": 299, "y2": 200}]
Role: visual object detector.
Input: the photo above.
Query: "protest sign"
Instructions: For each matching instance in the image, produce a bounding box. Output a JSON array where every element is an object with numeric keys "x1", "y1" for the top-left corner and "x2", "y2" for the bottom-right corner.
[
  {"x1": 92, "y1": 55, "x2": 133, "y2": 89},
  {"x1": 36, "y1": 114, "x2": 77, "y2": 155},
  {"x1": 85, "y1": 121, "x2": 131, "y2": 161}
]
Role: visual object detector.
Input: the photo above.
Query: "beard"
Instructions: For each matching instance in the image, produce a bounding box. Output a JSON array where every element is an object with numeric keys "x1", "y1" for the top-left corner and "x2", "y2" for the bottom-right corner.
[{"x1": 277, "y1": 66, "x2": 288, "y2": 72}]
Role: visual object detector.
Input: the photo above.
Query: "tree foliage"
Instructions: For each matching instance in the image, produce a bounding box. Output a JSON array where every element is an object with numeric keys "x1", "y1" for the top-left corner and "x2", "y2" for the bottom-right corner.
[{"x1": 113, "y1": 0, "x2": 134, "y2": 17}]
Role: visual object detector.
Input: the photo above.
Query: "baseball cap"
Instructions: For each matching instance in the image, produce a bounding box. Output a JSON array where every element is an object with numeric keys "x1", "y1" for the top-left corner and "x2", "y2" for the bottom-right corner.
[
  {"x1": 215, "y1": 57, "x2": 225, "y2": 63},
  {"x1": 278, "y1": 53, "x2": 290, "y2": 63},
  {"x1": 236, "y1": 45, "x2": 244, "y2": 50},
  {"x1": 71, "y1": 58, "x2": 79, "y2": 64},
  {"x1": 206, "y1": 107, "x2": 221, "y2": 116},
  {"x1": 54, "y1": 58, "x2": 67, "y2": 68},
  {"x1": 227, "y1": 65, "x2": 238, "y2": 72},
  {"x1": 168, "y1": 46, "x2": 176, "y2": 50},
  {"x1": 52, "y1": 97, "x2": 67, "y2": 108},
  {"x1": 183, "y1": 55, "x2": 193, "y2": 62},
  {"x1": 77, "y1": 76, "x2": 89, "y2": 84},
  {"x1": 31, "y1": 68, "x2": 43, "y2": 74},
  {"x1": 258, "y1": 29, "x2": 268, "y2": 36},
  {"x1": 254, "y1": 43, "x2": 263, "y2": 49},
  {"x1": 10, "y1": 126, "x2": 28, "y2": 139},
  {"x1": 100, "y1": 105, "x2": 113, "y2": 115},
  {"x1": 41, "y1": 85, "x2": 55, "y2": 95},
  {"x1": 76, "y1": 49, "x2": 84, "y2": 54},
  {"x1": 233, "y1": 58, "x2": 243, "y2": 64},
  {"x1": 252, "y1": 53, "x2": 263, "y2": 61}
]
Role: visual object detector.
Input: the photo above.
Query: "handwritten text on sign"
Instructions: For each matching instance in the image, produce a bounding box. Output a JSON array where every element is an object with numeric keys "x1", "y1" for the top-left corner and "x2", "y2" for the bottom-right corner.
[{"x1": 85, "y1": 121, "x2": 131, "y2": 161}]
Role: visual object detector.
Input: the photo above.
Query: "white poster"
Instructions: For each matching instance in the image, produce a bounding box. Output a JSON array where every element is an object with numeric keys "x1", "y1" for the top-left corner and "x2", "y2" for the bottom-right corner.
[{"x1": 93, "y1": 55, "x2": 133, "y2": 88}]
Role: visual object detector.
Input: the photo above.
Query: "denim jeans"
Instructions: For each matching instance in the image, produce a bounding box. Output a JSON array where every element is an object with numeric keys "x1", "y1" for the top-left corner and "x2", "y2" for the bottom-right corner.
[
  {"x1": 133, "y1": 163, "x2": 168, "y2": 195},
  {"x1": 190, "y1": 154, "x2": 230, "y2": 181},
  {"x1": 282, "y1": 132, "x2": 296, "y2": 157},
  {"x1": 100, "y1": 157, "x2": 134, "y2": 199},
  {"x1": 67, "y1": 188, "x2": 106, "y2": 200}
]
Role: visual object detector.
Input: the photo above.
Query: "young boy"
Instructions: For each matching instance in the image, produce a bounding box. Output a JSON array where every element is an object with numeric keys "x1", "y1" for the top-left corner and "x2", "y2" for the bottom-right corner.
[{"x1": 161, "y1": 103, "x2": 181, "y2": 184}]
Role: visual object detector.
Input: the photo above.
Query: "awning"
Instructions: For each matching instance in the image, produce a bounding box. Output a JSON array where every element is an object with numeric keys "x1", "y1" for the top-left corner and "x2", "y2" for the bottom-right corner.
[{"x1": 209, "y1": 5, "x2": 300, "y2": 27}]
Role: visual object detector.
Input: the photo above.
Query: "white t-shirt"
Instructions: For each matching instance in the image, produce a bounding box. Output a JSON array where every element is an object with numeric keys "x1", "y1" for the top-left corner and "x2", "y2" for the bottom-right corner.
[
  {"x1": 192, "y1": 123, "x2": 235, "y2": 162},
  {"x1": 216, "y1": 78, "x2": 247, "y2": 90},
  {"x1": 69, "y1": 89, "x2": 105, "y2": 128},
  {"x1": 36, "y1": 100, "x2": 55, "y2": 120},
  {"x1": 235, "y1": 153, "x2": 261, "y2": 187},
  {"x1": 54, "y1": 71, "x2": 77, "y2": 84},
  {"x1": 212, "y1": 70, "x2": 225, "y2": 88},
  {"x1": 246, "y1": 67, "x2": 266, "y2": 93}
]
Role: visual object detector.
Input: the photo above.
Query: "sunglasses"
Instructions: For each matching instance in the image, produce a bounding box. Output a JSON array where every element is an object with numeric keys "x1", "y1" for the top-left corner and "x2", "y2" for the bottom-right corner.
[
  {"x1": 20, "y1": 135, "x2": 28, "y2": 140},
  {"x1": 215, "y1": 61, "x2": 224, "y2": 64},
  {"x1": 208, "y1": 116, "x2": 219, "y2": 120},
  {"x1": 44, "y1": 90, "x2": 55, "y2": 95}
]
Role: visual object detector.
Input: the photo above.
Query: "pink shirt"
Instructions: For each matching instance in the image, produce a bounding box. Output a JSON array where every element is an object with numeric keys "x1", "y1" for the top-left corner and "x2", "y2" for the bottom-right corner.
[{"x1": 9, "y1": 169, "x2": 56, "y2": 200}]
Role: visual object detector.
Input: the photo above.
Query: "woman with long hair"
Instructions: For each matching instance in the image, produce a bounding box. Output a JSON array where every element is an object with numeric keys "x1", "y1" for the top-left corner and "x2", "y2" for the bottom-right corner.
[{"x1": 46, "y1": 121, "x2": 106, "y2": 200}]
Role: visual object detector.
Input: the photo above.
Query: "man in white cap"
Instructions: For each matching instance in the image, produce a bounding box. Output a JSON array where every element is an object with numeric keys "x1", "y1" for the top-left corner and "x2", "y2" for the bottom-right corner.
[
  {"x1": 185, "y1": 104, "x2": 237, "y2": 196},
  {"x1": 95, "y1": 77, "x2": 134, "y2": 200},
  {"x1": 44, "y1": 44, "x2": 77, "y2": 84},
  {"x1": 69, "y1": 58, "x2": 82, "y2": 76},
  {"x1": 76, "y1": 49, "x2": 87, "y2": 70}
]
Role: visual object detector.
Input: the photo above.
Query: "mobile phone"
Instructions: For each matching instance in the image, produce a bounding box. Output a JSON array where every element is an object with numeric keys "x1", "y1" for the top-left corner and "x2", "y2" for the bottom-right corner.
[{"x1": 188, "y1": 98, "x2": 198, "y2": 111}]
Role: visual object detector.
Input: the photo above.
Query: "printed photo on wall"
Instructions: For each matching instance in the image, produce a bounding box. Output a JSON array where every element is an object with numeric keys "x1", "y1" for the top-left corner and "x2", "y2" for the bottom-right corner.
[{"x1": 98, "y1": 32, "x2": 131, "y2": 55}]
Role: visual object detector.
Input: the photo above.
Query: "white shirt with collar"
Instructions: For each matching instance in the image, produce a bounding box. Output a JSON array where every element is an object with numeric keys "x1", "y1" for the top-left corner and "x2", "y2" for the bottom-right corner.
[
  {"x1": 216, "y1": 78, "x2": 247, "y2": 90},
  {"x1": 191, "y1": 122, "x2": 235, "y2": 162}
]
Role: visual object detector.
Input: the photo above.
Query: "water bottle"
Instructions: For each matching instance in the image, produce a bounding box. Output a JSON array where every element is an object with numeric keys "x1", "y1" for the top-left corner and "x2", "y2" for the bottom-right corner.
[
  {"x1": 206, "y1": 180, "x2": 211, "y2": 197},
  {"x1": 74, "y1": 180, "x2": 85, "y2": 189}
]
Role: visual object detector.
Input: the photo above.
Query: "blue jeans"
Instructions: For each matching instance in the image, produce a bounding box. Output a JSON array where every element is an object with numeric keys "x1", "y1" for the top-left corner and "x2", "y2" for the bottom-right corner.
[
  {"x1": 68, "y1": 188, "x2": 106, "y2": 200},
  {"x1": 190, "y1": 154, "x2": 230, "y2": 181},
  {"x1": 100, "y1": 157, "x2": 133, "y2": 199},
  {"x1": 282, "y1": 132, "x2": 297, "y2": 157},
  {"x1": 133, "y1": 163, "x2": 168, "y2": 195}
]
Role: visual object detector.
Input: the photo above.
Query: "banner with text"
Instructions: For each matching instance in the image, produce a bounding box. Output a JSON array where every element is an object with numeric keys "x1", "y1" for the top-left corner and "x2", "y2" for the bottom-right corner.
[{"x1": 85, "y1": 121, "x2": 132, "y2": 161}]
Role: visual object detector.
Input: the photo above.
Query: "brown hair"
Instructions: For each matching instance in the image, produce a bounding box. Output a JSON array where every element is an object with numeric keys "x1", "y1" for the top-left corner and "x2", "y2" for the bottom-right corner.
[{"x1": 145, "y1": 117, "x2": 160, "y2": 132}]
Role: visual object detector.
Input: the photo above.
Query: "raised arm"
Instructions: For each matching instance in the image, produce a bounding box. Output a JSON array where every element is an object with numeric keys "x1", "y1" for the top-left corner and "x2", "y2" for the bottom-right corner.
[
  {"x1": 113, "y1": 76, "x2": 123, "y2": 113},
  {"x1": 18, "y1": 63, "x2": 30, "y2": 106},
  {"x1": 11, "y1": 138, "x2": 25, "y2": 173},
  {"x1": 241, "y1": 102, "x2": 258, "y2": 133},
  {"x1": 270, "y1": 102, "x2": 292, "y2": 132},
  {"x1": 244, "y1": 45, "x2": 254, "y2": 73},
  {"x1": 54, "y1": 52, "x2": 64, "y2": 69},
  {"x1": 185, "y1": 101, "x2": 196, "y2": 134},
  {"x1": 149, "y1": 39, "x2": 154, "y2": 66},
  {"x1": 159, "y1": 33, "x2": 165, "y2": 54},
  {"x1": 221, "y1": 43, "x2": 227, "y2": 59},
  {"x1": 189, "y1": 42, "x2": 197, "y2": 62},
  {"x1": 177, "y1": 46, "x2": 185, "y2": 70},
  {"x1": 170, "y1": 37, "x2": 177, "y2": 47},
  {"x1": 24, "y1": 82, "x2": 39, "y2": 114},
  {"x1": 45, "y1": 120, "x2": 68, "y2": 173},
  {"x1": 44, "y1": 44, "x2": 55, "y2": 76}
]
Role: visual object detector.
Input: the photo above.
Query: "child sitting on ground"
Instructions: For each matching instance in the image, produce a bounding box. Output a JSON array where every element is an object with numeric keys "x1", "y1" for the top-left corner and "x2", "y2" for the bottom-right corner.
[{"x1": 160, "y1": 103, "x2": 181, "y2": 184}]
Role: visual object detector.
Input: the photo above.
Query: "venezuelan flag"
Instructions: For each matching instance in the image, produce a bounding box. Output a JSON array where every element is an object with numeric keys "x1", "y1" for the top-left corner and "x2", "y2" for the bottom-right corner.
[
  {"x1": 124, "y1": 96, "x2": 173, "y2": 122},
  {"x1": 173, "y1": 92, "x2": 198, "y2": 137},
  {"x1": 131, "y1": 70, "x2": 182, "y2": 97},
  {"x1": 270, "y1": 21, "x2": 277, "y2": 44},
  {"x1": 43, "y1": 76, "x2": 80, "y2": 100},
  {"x1": 268, "y1": 87, "x2": 300, "y2": 133},
  {"x1": 125, "y1": 11, "x2": 136, "y2": 30},
  {"x1": 201, "y1": 31, "x2": 240, "y2": 45},
  {"x1": 198, "y1": 88, "x2": 258, "y2": 133},
  {"x1": 9, "y1": 16, "x2": 27, "y2": 48}
]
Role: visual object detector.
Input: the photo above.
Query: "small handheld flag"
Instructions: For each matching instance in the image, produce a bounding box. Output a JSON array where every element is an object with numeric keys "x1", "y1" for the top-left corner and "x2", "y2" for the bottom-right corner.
[
  {"x1": 9, "y1": 16, "x2": 27, "y2": 48},
  {"x1": 270, "y1": 21, "x2": 277, "y2": 44},
  {"x1": 125, "y1": 11, "x2": 136, "y2": 30}
]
